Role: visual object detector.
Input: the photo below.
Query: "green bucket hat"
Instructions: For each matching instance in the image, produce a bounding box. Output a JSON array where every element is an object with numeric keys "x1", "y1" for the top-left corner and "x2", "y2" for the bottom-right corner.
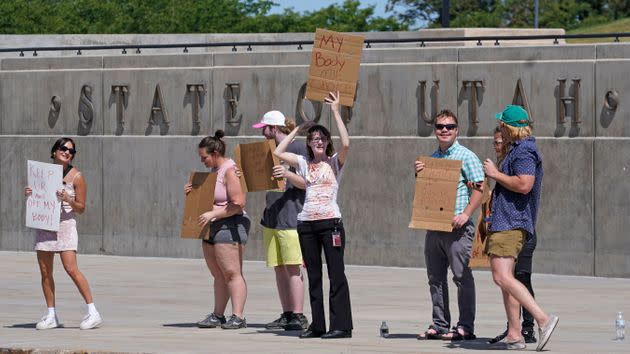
[{"x1": 495, "y1": 105, "x2": 529, "y2": 127}]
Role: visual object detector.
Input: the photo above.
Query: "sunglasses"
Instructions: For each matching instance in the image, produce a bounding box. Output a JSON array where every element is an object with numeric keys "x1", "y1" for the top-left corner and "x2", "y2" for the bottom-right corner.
[
  {"x1": 434, "y1": 124, "x2": 458, "y2": 131},
  {"x1": 58, "y1": 146, "x2": 77, "y2": 155},
  {"x1": 309, "y1": 137, "x2": 328, "y2": 143},
  {"x1": 493, "y1": 140, "x2": 503, "y2": 146}
]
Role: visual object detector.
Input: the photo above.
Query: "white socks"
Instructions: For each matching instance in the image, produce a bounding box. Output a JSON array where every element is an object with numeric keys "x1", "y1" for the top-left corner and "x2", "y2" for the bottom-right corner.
[
  {"x1": 47, "y1": 307, "x2": 56, "y2": 316},
  {"x1": 87, "y1": 303, "x2": 98, "y2": 315}
]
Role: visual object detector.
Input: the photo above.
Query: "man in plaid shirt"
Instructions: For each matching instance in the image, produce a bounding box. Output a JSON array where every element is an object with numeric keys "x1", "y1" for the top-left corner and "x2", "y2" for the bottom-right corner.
[{"x1": 415, "y1": 109, "x2": 484, "y2": 341}]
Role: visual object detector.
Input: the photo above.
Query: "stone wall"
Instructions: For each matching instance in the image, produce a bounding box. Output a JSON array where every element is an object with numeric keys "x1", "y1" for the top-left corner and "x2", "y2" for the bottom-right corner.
[{"x1": 1, "y1": 36, "x2": 628, "y2": 277}]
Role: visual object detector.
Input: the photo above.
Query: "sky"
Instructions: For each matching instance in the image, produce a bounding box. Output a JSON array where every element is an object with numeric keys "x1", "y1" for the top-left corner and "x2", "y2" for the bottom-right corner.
[{"x1": 268, "y1": 0, "x2": 390, "y2": 18}]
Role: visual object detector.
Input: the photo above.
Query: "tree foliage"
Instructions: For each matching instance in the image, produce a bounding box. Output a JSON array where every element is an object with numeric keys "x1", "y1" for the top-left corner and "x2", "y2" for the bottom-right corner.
[
  {"x1": 0, "y1": 0, "x2": 406, "y2": 34},
  {"x1": 386, "y1": 0, "x2": 630, "y2": 30}
]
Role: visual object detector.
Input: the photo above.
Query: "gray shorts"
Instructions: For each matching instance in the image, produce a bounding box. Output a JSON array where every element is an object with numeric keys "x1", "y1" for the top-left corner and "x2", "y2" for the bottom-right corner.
[{"x1": 203, "y1": 214, "x2": 250, "y2": 245}]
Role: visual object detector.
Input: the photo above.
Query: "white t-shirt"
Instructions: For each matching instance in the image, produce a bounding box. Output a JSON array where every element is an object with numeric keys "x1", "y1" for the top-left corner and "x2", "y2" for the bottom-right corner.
[{"x1": 296, "y1": 154, "x2": 344, "y2": 221}]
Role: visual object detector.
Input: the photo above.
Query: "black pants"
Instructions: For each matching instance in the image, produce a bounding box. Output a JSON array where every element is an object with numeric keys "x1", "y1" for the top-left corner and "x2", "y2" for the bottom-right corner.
[
  {"x1": 515, "y1": 233, "x2": 537, "y2": 329},
  {"x1": 297, "y1": 218, "x2": 353, "y2": 332}
]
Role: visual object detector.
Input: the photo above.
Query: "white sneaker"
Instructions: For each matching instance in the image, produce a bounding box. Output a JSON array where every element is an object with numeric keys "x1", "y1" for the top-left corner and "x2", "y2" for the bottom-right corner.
[
  {"x1": 80, "y1": 312, "x2": 103, "y2": 330},
  {"x1": 36, "y1": 313, "x2": 60, "y2": 330}
]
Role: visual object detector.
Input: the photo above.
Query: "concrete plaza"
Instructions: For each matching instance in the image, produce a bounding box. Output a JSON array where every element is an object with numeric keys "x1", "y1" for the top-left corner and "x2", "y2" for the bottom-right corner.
[{"x1": 1, "y1": 251, "x2": 629, "y2": 353}]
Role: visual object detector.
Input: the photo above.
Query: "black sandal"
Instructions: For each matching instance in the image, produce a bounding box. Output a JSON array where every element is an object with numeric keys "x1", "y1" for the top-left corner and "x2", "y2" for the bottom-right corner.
[
  {"x1": 444, "y1": 326, "x2": 476, "y2": 341},
  {"x1": 417, "y1": 324, "x2": 448, "y2": 340}
]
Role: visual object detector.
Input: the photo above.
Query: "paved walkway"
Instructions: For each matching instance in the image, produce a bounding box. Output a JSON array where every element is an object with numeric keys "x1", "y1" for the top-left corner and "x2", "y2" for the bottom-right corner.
[{"x1": 1, "y1": 251, "x2": 629, "y2": 353}]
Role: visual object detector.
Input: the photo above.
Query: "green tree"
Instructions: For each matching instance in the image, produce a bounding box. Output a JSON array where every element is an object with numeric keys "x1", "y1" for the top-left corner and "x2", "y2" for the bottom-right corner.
[
  {"x1": 0, "y1": 0, "x2": 406, "y2": 34},
  {"x1": 386, "y1": 0, "x2": 622, "y2": 30}
]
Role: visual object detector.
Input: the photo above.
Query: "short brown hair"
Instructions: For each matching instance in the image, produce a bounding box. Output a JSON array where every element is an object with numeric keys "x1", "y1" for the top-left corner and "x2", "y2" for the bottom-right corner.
[{"x1": 435, "y1": 109, "x2": 458, "y2": 125}]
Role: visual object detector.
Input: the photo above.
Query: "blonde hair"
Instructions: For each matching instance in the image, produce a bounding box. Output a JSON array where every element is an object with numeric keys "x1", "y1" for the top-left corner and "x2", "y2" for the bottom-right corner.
[
  {"x1": 500, "y1": 121, "x2": 532, "y2": 142},
  {"x1": 498, "y1": 122, "x2": 533, "y2": 160},
  {"x1": 276, "y1": 118, "x2": 296, "y2": 135}
]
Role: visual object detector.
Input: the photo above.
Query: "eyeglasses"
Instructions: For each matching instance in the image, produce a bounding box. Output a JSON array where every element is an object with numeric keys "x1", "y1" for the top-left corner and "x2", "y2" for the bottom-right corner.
[
  {"x1": 58, "y1": 146, "x2": 76, "y2": 155},
  {"x1": 434, "y1": 124, "x2": 458, "y2": 131},
  {"x1": 309, "y1": 137, "x2": 328, "y2": 143},
  {"x1": 493, "y1": 140, "x2": 503, "y2": 146}
]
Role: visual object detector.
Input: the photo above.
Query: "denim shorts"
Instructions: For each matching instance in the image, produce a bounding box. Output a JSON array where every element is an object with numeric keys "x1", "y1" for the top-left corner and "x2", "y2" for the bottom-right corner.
[{"x1": 203, "y1": 214, "x2": 251, "y2": 245}]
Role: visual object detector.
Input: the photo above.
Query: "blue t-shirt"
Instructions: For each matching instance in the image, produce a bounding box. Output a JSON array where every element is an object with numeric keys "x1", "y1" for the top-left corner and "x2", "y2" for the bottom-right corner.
[{"x1": 489, "y1": 137, "x2": 543, "y2": 236}]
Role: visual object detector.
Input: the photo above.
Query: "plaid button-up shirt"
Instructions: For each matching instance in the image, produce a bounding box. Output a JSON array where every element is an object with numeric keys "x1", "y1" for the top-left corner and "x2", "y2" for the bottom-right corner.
[{"x1": 431, "y1": 141, "x2": 485, "y2": 215}]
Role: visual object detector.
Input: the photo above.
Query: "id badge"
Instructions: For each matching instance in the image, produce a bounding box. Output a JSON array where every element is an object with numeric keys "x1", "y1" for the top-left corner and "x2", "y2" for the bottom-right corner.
[{"x1": 332, "y1": 231, "x2": 342, "y2": 247}]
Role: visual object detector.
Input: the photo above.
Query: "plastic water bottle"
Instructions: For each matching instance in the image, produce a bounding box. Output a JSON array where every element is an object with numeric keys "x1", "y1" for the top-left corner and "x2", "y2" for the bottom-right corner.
[
  {"x1": 380, "y1": 321, "x2": 389, "y2": 338},
  {"x1": 616, "y1": 312, "x2": 625, "y2": 340}
]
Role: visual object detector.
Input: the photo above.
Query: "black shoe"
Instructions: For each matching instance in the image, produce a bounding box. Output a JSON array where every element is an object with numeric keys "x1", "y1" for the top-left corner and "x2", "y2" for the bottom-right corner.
[
  {"x1": 321, "y1": 329, "x2": 352, "y2": 339},
  {"x1": 285, "y1": 313, "x2": 309, "y2": 331},
  {"x1": 299, "y1": 329, "x2": 325, "y2": 338},
  {"x1": 265, "y1": 312, "x2": 291, "y2": 329},
  {"x1": 522, "y1": 327, "x2": 537, "y2": 343},
  {"x1": 488, "y1": 329, "x2": 507, "y2": 344},
  {"x1": 220, "y1": 314, "x2": 247, "y2": 329}
]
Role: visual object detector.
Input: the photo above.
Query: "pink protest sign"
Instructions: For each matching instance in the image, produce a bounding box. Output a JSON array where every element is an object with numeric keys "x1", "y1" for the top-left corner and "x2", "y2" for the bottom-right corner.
[{"x1": 26, "y1": 160, "x2": 62, "y2": 232}]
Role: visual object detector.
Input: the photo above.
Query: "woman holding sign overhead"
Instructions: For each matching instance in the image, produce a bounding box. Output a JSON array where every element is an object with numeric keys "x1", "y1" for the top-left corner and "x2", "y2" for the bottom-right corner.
[
  {"x1": 274, "y1": 91, "x2": 353, "y2": 339},
  {"x1": 24, "y1": 137, "x2": 103, "y2": 330},
  {"x1": 185, "y1": 130, "x2": 251, "y2": 330}
]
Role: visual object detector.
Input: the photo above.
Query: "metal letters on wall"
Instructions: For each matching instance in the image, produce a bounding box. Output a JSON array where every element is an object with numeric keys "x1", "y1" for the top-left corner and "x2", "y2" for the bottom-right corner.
[
  {"x1": 145, "y1": 84, "x2": 170, "y2": 136},
  {"x1": 296, "y1": 82, "x2": 322, "y2": 123},
  {"x1": 186, "y1": 84, "x2": 206, "y2": 136},
  {"x1": 78, "y1": 85, "x2": 94, "y2": 135},
  {"x1": 557, "y1": 77, "x2": 581, "y2": 136},
  {"x1": 418, "y1": 80, "x2": 440, "y2": 125},
  {"x1": 224, "y1": 82, "x2": 242, "y2": 135},
  {"x1": 462, "y1": 80, "x2": 484, "y2": 135},
  {"x1": 48, "y1": 96, "x2": 61, "y2": 128},
  {"x1": 512, "y1": 79, "x2": 531, "y2": 124},
  {"x1": 111, "y1": 85, "x2": 129, "y2": 135},
  {"x1": 339, "y1": 82, "x2": 359, "y2": 125}
]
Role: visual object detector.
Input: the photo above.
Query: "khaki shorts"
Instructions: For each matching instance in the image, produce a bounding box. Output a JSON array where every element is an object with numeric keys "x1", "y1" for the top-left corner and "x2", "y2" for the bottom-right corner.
[
  {"x1": 263, "y1": 227, "x2": 303, "y2": 267},
  {"x1": 485, "y1": 229, "x2": 527, "y2": 259}
]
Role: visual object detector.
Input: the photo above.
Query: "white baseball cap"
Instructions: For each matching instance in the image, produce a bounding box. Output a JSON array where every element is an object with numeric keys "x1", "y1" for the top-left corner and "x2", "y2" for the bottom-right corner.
[{"x1": 252, "y1": 110, "x2": 286, "y2": 129}]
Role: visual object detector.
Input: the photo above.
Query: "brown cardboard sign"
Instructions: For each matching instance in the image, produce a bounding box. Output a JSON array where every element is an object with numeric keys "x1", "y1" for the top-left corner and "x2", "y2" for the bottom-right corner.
[
  {"x1": 409, "y1": 157, "x2": 462, "y2": 232},
  {"x1": 234, "y1": 139, "x2": 285, "y2": 193},
  {"x1": 469, "y1": 179, "x2": 492, "y2": 268},
  {"x1": 180, "y1": 172, "x2": 216, "y2": 239},
  {"x1": 305, "y1": 28, "x2": 364, "y2": 107}
]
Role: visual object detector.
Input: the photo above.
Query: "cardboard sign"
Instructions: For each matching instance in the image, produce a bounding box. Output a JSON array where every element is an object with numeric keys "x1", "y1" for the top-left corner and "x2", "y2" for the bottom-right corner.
[
  {"x1": 234, "y1": 140, "x2": 285, "y2": 193},
  {"x1": 26, "y1": 160, "x2": 63, "y2": 232},
  {"x1": 305, "y1": 28, "x2": 364, "y2": 107},
  {"x1": 180, "y1": 172, "x2": 216, "y2": 239},
  {"x1": 409, "y1": 157, "x2": 462, "y2": 232},
  {"x1": 469, "y1": 179, "x2": 492, "y2": 268}
]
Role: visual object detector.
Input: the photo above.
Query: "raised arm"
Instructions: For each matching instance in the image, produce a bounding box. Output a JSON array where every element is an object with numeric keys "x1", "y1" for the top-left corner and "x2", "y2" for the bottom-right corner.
[
  {"x1": 325, "y1": 91, "x2": 349, "y2": 167},
  {"x1": 274, "y1": 121, "x2": 314, "y2": 168},
  {"x1": 273, "y1": 126, "x2": 301, "y2": 167}
]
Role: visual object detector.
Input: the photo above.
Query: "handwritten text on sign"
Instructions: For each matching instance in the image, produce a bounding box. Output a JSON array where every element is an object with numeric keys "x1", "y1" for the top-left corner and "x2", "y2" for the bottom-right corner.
[
  {"x1": 305, "y1": 28, "x2": 364, "y2": 107},
  {"x1": 26, "y1": 160, "x2": 62, "y2": 232}
]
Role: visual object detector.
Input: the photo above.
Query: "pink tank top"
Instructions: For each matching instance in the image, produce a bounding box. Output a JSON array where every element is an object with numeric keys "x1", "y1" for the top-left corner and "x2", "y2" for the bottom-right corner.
[{"x1": 213, "y1": 159, "x2": 236, "y2": 212}]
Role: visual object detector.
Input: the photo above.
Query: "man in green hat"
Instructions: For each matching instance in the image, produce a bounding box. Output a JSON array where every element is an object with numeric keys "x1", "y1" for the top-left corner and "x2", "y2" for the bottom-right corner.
[{"x1": 483, "y1": 105, "x2": 558, "y2": 351}]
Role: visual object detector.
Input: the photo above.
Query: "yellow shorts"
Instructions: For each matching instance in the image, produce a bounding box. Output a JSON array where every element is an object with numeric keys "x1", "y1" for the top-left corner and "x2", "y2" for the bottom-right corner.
[
  {"x1": 263, "y1": 227, "x2": 303, "y2": 267},
  {"x1": 485, "y1": 229, "x2": 526, "y2": 259}
]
